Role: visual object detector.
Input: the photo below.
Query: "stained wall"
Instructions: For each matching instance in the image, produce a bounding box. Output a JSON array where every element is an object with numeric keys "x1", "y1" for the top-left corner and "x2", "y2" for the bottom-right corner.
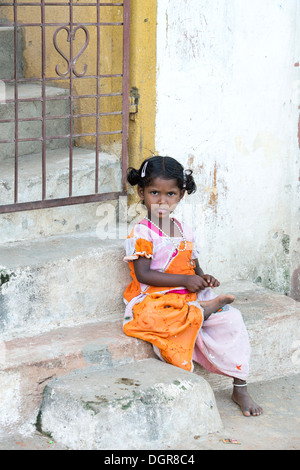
[{"x1": 155, "y1": 0, "x2": 300, "y2": 296}]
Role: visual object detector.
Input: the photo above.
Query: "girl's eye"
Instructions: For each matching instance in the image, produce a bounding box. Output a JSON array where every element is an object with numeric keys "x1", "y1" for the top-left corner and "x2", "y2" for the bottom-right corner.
[
  {"x1": 151, "y1": 191, "x2": 158, "y2": 195},
  {"x1": 168, "y1": 192, "x2": 175, "y2": 196}
]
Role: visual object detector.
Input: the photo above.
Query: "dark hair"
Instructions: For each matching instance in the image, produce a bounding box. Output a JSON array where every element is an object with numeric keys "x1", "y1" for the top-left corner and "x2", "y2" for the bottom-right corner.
[{"x1": 127, "y1": 156, "x2": 197, "y2": 195}]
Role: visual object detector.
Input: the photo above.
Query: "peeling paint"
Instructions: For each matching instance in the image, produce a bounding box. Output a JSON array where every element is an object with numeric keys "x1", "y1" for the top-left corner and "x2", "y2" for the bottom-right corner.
[
  {"x1": 298, "y1": 114, "x2": 300, "y2": 149},
  {"x1": 291, "y1": 266, "x2": 300, "y2": 301},
  {"x1": 281, "y1": 234, "x2": 290, "y2": 255},
  {"x1": 0, "y1": 269, "x2": 15, "y2": 287},
  {"x1": 208, "y1": 163, "x2": 218, "y2": 211},
  {"x1": 205, "y1": 163, "x2": 228, "y2": 215}
]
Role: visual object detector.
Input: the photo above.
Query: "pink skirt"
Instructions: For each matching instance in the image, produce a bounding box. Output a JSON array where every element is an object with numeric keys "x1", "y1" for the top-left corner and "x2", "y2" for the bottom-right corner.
[
  {"x1": 153, "y1": 287, "x2": 251, "y2": 380},
  {"x1": 192, "y1": 288, "x2": 251, "y2": 380}
]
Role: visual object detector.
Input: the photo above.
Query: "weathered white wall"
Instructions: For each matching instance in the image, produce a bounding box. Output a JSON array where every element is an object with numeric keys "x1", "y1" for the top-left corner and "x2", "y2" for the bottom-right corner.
[{"x1": 155, "y1": 0, "x2": 300, "y2": 296}]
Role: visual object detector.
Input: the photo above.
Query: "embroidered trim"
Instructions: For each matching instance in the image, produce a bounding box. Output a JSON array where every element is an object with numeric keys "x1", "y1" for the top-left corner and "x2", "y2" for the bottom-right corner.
[{"x1": 124, "y1": 251, "x2": 153, "y2": 261}]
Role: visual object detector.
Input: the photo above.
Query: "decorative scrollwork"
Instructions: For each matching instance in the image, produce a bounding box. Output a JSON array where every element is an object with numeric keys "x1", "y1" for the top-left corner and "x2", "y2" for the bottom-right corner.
[{"x1": 53, "y1": 25, "x2": 90, "y2": 77}]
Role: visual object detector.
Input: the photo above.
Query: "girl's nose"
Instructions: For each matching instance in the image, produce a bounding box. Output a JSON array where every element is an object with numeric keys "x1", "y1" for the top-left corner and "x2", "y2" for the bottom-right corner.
[{"x1": 158, "y1": 194, "x2": 167, "y2": 204}]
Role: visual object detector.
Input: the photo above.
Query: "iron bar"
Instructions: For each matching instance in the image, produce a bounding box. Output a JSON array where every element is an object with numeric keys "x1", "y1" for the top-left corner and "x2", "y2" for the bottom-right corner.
[
  {"x1": 68, "y1": 0, "x2": 74, "y2": 197},
  {"x1": 13, "y1": 1, "x2": 19, "y2": 204},
  {"x1": 122, "y1": 0, "x2": 130, "y2": 192},
  {"x1": 0, "y1": 111, "x2": 122, "y2": 124},
  {"x1": 0, "y1": 75, "x2": 123, "y2": 84},
  {"x1": 0, "y1": 3, "x2": 124, "y2": 6},
  {"x1": 0, "y1": 191, "x2": 127, "y2": 214},
  {"x1": 0, "y1": 130, "x2": 123, "y2": 144},
  {"x1": 95, "y1": 0, "x2": 100, "y2": 193},
  {"x1": 41, "y1": 0, "x2": 47, "y2": 200}
]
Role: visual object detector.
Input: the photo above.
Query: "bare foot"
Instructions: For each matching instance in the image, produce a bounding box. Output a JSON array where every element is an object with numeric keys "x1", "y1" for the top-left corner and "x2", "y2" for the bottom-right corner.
[
  {"x1": 232, "y1": 382, "x2": 263, "y2": 417},
  {"x1": 200, "y1": 294, "x2": 235, "y2": 320}
]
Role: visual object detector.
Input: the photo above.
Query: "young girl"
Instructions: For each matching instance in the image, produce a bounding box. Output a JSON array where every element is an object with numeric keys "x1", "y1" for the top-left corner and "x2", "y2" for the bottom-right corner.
[{"x1": 123, "y1": 156, "x2": 263, "y2": 417}]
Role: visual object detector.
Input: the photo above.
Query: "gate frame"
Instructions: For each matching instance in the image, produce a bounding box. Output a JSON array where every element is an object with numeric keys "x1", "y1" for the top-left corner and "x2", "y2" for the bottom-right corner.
[{"x1": 0, "y1": 0, "x2": 130, "y2": 214}]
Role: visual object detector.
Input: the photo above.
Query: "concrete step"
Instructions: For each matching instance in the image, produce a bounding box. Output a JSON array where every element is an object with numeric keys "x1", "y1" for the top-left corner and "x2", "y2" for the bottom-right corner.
[
  {"x1": 0, "y1": 232, "x2": 299, "y2": 359},
  {"x1": 0, "y1": 26, "x2": 23, "y2": 80},
  {"x1": 37, "y1": 358, "x2": 222, "y2": 450},
  {"x1": 0, "y1": 319, "x2": 155, "y2": 436},
  {"x1": 0, "y1": 83, "x2": 70, "y2": 159},
  {"x1": 0, "y1": 231, "x2": 129, "y2": 341},
  {"x1": 0, "y1": 147, "x2": 122, "y2": 205},
  {"x1": 0, "y1": 276, "x2": 299, "y2": 437},
  {"x1": 1, "y1": 373, "x2": 300, "y2": 450},
  {"x1": 199, "y1": 280, "x2": 300, "y2": 390},
  {"x1": 0, "y1": 198, "x2": 125, "y2": 245}
]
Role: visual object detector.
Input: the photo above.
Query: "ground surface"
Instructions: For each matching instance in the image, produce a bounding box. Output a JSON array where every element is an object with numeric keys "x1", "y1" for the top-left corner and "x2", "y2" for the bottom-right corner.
[{"x1": 0, "y1": 374, "x2": 299, "y2": 451}]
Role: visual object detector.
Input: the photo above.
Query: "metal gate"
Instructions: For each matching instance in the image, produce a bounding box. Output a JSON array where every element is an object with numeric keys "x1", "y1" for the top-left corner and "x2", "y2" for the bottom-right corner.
[{"x1": 0, "y1": 0, "x2": 130, "y2": 214}]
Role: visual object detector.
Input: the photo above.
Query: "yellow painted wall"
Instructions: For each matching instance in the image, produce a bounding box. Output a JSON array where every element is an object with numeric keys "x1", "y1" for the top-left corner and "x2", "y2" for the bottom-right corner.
[{"x1": 128, "y1": 0, "x2": 157, "y2": 172}]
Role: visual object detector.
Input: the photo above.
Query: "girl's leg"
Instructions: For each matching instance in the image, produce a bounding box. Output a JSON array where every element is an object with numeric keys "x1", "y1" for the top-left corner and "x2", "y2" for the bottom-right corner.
[
  {"x1": 194, "y1": 291, "x2": 262, "y2": 416},
  {"x1": 199, "y1": 294, "x2": 235, "y2": 320},
  {"x1": 232, "y1": 378, "x2": 263, "y2": 416}
]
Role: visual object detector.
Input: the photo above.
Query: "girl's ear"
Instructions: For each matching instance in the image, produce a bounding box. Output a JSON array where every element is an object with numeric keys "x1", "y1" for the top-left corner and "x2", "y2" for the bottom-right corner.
[
  {"x1": 180, "y1": 189, "x2": 186, "y2": 200},
  {"x1": 137, "y1": 185, "x2": 144, "y2": 200}
]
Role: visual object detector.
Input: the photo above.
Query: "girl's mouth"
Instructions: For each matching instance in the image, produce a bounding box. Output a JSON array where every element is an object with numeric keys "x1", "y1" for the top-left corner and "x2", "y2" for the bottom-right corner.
[
  {"x1": 149, "y1": 204, "x2": 170, "y2": 219},
  {"x1": 156, "y1": 206, "x2": 170, "y2": 216}
]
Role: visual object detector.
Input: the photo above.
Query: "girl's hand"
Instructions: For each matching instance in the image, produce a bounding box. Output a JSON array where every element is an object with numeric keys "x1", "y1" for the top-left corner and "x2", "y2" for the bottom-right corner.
[
  {"x1": 184, "y1": 275, "x2": 209, "y2": 292},
  {"x1": 202, "y1": 274, "x2": 220, "y2": 288}
]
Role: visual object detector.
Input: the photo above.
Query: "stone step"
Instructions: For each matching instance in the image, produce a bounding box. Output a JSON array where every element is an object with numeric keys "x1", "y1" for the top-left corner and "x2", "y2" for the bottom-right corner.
[
  {"x1": 200, "y1": 280, "x2": 300, "y2": 390},
  {"x1": 0, "y1": 198, "x2": 125, "y2": 245},
  {"x1": 0, "y1": 233, "x2": 299, "y2": 361},
  {"x1": 0, "y1": 26, "x2": 23, "y2": 80},
  {"x1": 0, "y1": 278, "x2": 299, "y2": 437},
  {"x1": 0, "y1": 83, "x2": 70, "y2": 158},
  {"x1": 2, "y1": 373, "x2": 300, "y2": 450},
  {"x1": 37, "y1": 358, "x2": 222, "y2": 450},
  {"x1": 0, "y1": 147, "x2": 121, "y2": 205},
  {"x1": 0, "y1": 231, "x2": 129, "y2": 341},
  {"x1": 0, "y1": 319, "x2": 155, "y2": 437}
]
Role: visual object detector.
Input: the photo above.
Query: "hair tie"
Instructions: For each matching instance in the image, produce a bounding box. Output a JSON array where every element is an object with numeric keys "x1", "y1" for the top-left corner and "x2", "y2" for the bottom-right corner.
[
  {"x1": 183, "y1": 170, "x2": 187, "y2": 188},
  {"x1": 141, "y1": 161, "x2": 148, "y2": 178}
]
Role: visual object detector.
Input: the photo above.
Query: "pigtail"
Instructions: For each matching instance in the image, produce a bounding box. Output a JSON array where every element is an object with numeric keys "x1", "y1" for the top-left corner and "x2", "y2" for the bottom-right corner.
[
  {"x1": 184, "y1": 169, "x2": 197, "y2": 195},
  {"x1": 127, "y1": 159, "x2": 151, "y2": 188},
  {"x1": 127, "y1": 167, "x2": 141, "y2": 186}
]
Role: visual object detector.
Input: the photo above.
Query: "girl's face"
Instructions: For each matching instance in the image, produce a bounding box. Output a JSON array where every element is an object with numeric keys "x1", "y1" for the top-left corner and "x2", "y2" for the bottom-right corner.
[{"x1": 138, "y1": 177, "x2": 185, "y2": 222}]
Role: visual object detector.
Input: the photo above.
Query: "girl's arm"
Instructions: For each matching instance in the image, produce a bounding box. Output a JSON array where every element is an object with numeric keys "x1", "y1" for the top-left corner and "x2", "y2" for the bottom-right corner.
[
  {"x1": 194, "y1": 259, "x2": 205, "y2": 277},
  {"x1": 193, "y1": 259, "x2": 220, "y2": 288},
  {"x1": 133, "y1": 257, "x2": 208, "y2": 293}
]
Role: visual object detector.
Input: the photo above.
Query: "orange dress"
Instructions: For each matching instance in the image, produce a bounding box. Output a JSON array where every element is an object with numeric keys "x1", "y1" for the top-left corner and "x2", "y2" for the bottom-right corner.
[
  {"x1": 123, "y1": 219, "x2": 204, "y2": 371},
  {"x1": 123, "y1": 219, "x2": 251, "y2": 380}
]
